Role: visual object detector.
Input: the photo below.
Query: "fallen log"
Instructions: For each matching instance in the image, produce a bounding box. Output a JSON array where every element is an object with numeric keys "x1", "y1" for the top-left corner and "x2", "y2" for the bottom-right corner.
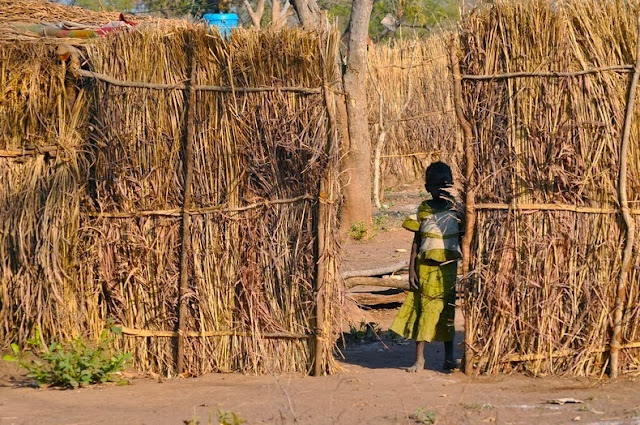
[
  {"x1": 345, "y1": 276, "x2": 409, "y2": 290},
  {"x1": 341, "y1": 259, "x2": 409, "y2": 279}
]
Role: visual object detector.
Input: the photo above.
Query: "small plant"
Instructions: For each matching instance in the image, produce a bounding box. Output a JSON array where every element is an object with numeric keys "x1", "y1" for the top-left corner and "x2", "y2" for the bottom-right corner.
[
  {"x1": 462, "y1": 402, "x2": 495, "y2": 411},
  {"x1": 348, "y1": 221, "x2": 369, "y2": 240},
  {"x1": 385, "y1": 330, "x2": 405, "y2": 344},
  {"x1": 218, "y1": 410, "x2": 246, "y2": 425},
  {"x1": 348, "y1": 321, "x2": 381, "y2": 342},
  {"x1": 409, "y1": 407, "x2": 436, "y2": 424},
  {"x1": 373, "y1": 214, "x2": 389, "y2": 232},
  {"x1": 3, "y1": 324, "x2": 130, "y2": 389},
  {"x1": 627, "y1": 408, "x2": 640, "y2": 419},
  {"x1": 184, "y1": 409, "x2": 245, "y2": 425}
]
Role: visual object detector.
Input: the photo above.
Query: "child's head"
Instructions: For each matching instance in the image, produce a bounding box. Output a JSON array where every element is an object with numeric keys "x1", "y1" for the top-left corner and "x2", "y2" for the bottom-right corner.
[{"x1": 425, "y1": 161, "x2": 453, "y2": 201}]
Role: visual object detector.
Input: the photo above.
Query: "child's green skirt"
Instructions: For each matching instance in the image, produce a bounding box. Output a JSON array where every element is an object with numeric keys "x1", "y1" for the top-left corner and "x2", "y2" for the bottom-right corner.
[{"x1": 389, "y1": 259, "x2": 457, "y2": 342}]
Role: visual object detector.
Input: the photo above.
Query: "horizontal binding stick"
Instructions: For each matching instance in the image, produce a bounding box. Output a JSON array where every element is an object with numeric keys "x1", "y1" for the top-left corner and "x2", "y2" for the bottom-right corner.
[
  {"x1": 75, "y1": 69, "x2": 322, "y2": 94},
  {"x1": 462, "y1": 65, "x2": 634, "y2": 81},
  {"x1": 0, "y1": 146, "x2": 58, "y2": 157},
  {"x1": 496, "y1": 341, "x2": 640, "y2": 363},
  {"x1": 86, "y1": 194, "x2": 316, "y2": 218},
  {"x1": 116, "y1": 325, "x2": 312, "y2": 339},
  {"x1": 392, "y1": 109, "x2": 455, "y2": 123},
  {"x1": 475, "y1": 202, "x2": 640, "y2": 215},
  {"x1": 380, "y1": 151, "x2": 441, "y2": 158}
]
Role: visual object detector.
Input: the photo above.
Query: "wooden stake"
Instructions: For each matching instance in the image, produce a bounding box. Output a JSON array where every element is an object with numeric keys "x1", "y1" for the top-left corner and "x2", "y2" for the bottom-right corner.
[
  {"x1": 176, "y1": 45, "x2": 197, "y2": 376},
  {"x1": 610, "y1": 14, "x2": 640, "y2": 379},
  {"x1": 449, "y1": 37, "x2": 477, "y2": 375},
  {"x1": 314, "y1": 31, "x2": 341, "y2": 375}
]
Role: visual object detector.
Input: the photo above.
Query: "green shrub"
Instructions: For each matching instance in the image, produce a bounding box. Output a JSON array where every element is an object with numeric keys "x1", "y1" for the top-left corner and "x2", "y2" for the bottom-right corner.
[
  {"x1": 218, "y1": 410, "x2": 246, "y2": 425},
  {"x1": 184, "y1": 409, "x2": 246, "y2": 425},
  {"x1": 347, "y1": 321, "x2": 381, "y2": 342},
  {"x1": 409, "y1": 407, "x2": 436, "y2": 424},
  {"x1": 3, "y1": 325, "x2": 130, "y2": 389},
  {"x1": 348, "y1": 221, "x2": 369, "y2": 240}
]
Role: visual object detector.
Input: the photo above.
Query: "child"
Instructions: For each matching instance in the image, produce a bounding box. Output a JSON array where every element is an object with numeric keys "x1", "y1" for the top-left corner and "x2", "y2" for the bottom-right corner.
[{"x1": 389, "y1": 161, "x2": 462, "y2": 372}]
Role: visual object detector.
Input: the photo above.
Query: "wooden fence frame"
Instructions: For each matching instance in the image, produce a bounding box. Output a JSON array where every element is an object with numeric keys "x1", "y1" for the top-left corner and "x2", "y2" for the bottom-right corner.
[
  {"x1": 449, "y1": 15, "x2": 640, "y2": 378},
  {"x1": 44, "y1": 42, "x2": 338, "y2": 376}
]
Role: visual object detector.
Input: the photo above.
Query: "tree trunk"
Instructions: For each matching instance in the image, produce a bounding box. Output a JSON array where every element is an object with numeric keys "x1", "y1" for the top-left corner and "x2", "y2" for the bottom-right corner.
[
  {"x1": 291, "y1": 0, "x2": 324, "y2": 30},
  {"x1": 341, "y1": 0, "x2": 374, "y2": 228},
  {"x1": 272, "y1": 0, "x2": 281, "y2": 27}
]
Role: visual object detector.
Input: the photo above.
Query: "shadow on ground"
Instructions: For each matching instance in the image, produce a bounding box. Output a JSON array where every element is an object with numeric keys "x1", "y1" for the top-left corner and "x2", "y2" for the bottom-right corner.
[{"x1": 336, "y1": 330, "x2": 465, "y2": 373}]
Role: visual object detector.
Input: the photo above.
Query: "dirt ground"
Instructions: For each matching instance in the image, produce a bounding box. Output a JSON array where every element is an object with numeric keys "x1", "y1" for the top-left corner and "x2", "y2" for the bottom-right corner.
[{"x1": 2, "y1": 187, "x2": 640, "y2": 425}]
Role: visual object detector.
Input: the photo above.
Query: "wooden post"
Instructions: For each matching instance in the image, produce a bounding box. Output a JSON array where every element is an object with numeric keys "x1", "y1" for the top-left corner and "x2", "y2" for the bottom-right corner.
[
  {"x1": 449, "y1": 37, "x2": 477, "y2": 375},
  {"x1": 314, "y1": 33, "x2": 340, "y2": 376},
  {"x1": 176, "y1": 45, "x2": 197, "y2": 375},
  {"x1": 610, "y1": 14, "x2": 640, "y2": 379},
  {"x1": 314, "y1": 178, "x2": 327, "y2": 377}
]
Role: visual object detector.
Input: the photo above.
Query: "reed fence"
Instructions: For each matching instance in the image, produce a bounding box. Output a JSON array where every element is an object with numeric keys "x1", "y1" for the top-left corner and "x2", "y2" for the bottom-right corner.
[
  {"x1": 454, "y1": 0, "x2": 640, "y2": 377},
  {"x1": 0, "y1": 26, "x2": 342, "y2": 376},
  {"x1": 367, "y1": 36, "x2": 458, "y2": 195}
]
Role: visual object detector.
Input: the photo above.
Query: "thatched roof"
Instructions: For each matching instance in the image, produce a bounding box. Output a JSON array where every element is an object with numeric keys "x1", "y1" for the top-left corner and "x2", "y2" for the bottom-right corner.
[
  {"x1": 0, "y1": 0, "x2": 189, "y2": 42},
  {"x1": 0, "y1": 0, "x2": 131, "y2": 25}
]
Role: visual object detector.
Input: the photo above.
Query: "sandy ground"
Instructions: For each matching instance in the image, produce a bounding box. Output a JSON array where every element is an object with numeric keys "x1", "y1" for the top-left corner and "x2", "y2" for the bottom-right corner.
[{"x1": 2, "y1": 188, "x2": 640, "y2": 425}]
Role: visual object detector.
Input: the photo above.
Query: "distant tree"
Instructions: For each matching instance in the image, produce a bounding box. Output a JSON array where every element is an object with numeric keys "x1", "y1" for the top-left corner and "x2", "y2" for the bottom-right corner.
[
  {"x1": 242, "y1": 0, "x2": 292, "y2": 28},
  {"x1": 139, "y1": 0, "x2": 224, "y2": 17},
  {"x1": 70, "y1": 0, "x2": 138, "y2": 12},
  {"x1": 319, "y1": 0, "x2": 458, "y2": 40},
  {"x1": 370, "y1": 0, "x2": 459, "y2": 40}
]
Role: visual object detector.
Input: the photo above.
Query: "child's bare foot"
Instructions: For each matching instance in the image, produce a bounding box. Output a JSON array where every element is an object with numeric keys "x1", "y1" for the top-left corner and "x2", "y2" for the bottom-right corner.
[{"x1": 405, "y1": 360, "x2": 425, "y2": 373}]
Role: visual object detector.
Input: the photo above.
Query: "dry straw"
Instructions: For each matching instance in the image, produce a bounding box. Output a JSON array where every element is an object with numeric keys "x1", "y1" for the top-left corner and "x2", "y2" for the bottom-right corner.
[
  {"x1": 367, "y1": 35, "x2": 458, "y2": 190},
  {"x1": 1, "y1": 24, "x2": 342, "y2": 376},
  {"x1": 457, "y1": 0, "x2": 640, "y2": 376}
]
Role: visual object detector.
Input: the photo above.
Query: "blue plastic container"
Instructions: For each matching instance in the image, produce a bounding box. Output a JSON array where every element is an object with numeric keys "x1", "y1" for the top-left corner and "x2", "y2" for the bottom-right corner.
[{"x1": 203, "y1": 13, "x2": 239, "y2": 37}]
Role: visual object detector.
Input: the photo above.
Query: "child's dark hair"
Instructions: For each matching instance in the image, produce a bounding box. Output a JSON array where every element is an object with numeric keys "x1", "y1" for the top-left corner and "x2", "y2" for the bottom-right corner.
[{"x1": 425, "y1": 161, "x2": 453, "y2": 184}]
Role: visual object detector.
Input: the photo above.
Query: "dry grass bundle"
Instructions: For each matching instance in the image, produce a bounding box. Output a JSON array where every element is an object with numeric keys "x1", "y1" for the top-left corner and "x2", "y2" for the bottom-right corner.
[
  {"x1": 79, "y1": 26, "x2": 341, "y2": 376},
  {"x1": 0, "y1": 42, "x2": 95, "y2": 348},
  {"x1": 459, "y1": 0, "x2": 640, "y2": 375},
  {"x1": 368, "y1": 35, "x2": 458, "y2": 188},
  {"x1": 0, "y1": 0, "x2": 125, "y2": 25},
  {"x1": 0, "y1": 0, "x2": 189, "y2": 43}
]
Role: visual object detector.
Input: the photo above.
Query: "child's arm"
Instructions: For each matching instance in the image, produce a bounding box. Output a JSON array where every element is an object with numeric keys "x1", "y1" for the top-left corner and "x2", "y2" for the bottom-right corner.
[{"x1": 409, "y1": 232, "x2": 420, "y2": 291}]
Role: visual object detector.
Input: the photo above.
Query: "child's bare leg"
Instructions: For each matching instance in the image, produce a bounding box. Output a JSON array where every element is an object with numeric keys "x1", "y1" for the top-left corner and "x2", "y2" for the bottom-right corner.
[
  {"x1": 443, "y1": 340, "x2": 456, "y2": 370},
  {"x1": 406, "y1": 341, "x2": 425, "y2": 373}
]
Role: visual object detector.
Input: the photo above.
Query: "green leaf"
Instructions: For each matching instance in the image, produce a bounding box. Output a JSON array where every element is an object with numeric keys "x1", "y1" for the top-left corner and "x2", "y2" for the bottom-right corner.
[
  {"x1": 3, "y1": 354, "x2": 17, "y2": 362},
  {"x1": 110, "y1": 325, "x2": 123, "y2": 335},
  {"x1": 10, "y1": 343, "x2": 19, "y2": 355}
]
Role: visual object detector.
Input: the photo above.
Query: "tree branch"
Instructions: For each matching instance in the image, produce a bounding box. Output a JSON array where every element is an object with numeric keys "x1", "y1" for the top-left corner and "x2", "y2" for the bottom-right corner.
[{"x1": 243, "y1": 0, "x2": 266, "y2": 28}]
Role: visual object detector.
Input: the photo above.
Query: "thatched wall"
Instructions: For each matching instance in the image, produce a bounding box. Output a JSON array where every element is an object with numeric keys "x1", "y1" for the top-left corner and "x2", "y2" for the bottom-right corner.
[
  {"x1": 0, "y1": 42, "x2": 94, "y2": 344},
  {"x1": 368, "y1": 36, "x2": 458, "y2": 188},
  {"x1": 1, "y1": 27, "x2": 342, "y2": 376},
  {"x1": 459, "y1": 0, "x2": 640, "y2": 376}
]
